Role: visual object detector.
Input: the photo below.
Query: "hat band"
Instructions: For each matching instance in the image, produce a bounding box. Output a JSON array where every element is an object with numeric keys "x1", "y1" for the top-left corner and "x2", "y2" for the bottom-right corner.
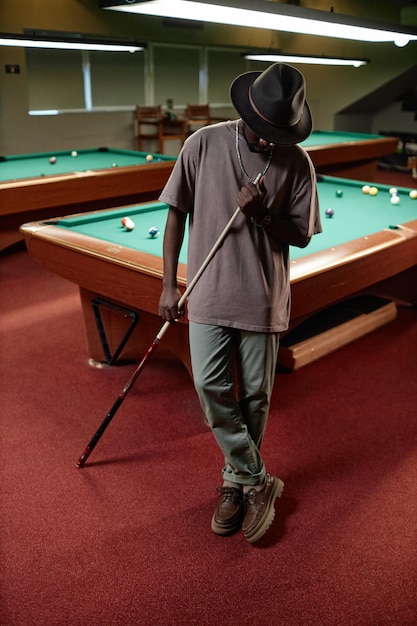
[{"x1": 248, "y1": 86, "x2": 301, "y2": 129}]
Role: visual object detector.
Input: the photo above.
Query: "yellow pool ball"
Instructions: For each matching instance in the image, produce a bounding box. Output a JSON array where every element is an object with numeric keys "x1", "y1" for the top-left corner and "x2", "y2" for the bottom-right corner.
[
  {"x1": 369, "y1": 187, "x2": 379, "y2": 196},
  {"x1": 409, "y1": 189, "x2": 417, "y2": 199}
]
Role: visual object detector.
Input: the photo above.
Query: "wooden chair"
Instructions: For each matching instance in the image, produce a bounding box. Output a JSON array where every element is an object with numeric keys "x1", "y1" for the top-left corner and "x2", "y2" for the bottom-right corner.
[
  {"x1": 186, "y1": 104, "x2": 212, "y2": 136},
  {"x1": 135, "y1": 105, "x2": 187, "y2": 154}
]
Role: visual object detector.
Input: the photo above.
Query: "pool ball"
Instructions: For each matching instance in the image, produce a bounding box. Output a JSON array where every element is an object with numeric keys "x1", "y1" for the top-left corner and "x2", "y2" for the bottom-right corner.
[
  {"x1": 71, "y1": 150, "x2": 78, "y2": 157},
  {"x1": 390, "y1": 195, "x2": 400, "y2": 205},
  {"x1": 146, "y1": 154, "x2": 154, "y2": 162},
  {"x1": 325, "y1": 208, "x2": 334, "y2": 218},
  {"x1": 112, "y1": 163, "x2": 118, "y2": 167},
  {"x1": 148, "y1": 226, "x2": 160, "y2": 238},
  {"x1": 369, "y1": 186, "x2": 379, "y2": 196},
  {"x1": 362, "y1": 185, "x2": 370, "y2": 194},
  {"x1": 335, "y1": 189, "x2": 343, "y2": 197},
  {"x1": 49, "y1": 156, "x2": 56, "y2": 164},
  {"x1": 409, "y1": 190, "x2": 417, "y2": 199},
  {"x1": 121, "y1": 217, "x2": 135, "y2": 231},
  {"x1": 389, "y1": 187, "x2": 398, "y2": 196}
]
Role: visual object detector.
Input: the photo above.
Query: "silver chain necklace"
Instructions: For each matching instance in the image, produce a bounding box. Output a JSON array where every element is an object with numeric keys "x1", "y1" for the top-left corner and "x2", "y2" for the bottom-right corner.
[{"x1": 235, "y1": 119, "x2": 274, "y2": 182}]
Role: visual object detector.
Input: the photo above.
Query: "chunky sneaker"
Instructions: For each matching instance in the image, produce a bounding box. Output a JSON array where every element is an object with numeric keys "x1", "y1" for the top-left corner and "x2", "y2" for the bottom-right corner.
[
  {"x1": 211, "y1": 486, "x2": 244, "y2": 536},
  {"x1": 242, "y1": 474, "x2": 284, "y2": 543}
]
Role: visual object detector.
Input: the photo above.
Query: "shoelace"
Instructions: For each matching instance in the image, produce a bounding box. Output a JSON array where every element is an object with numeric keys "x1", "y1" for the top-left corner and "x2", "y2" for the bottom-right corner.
[
  {"x1": 244, "y1": 488, "x2": 264, "y2": 510},
  {"x1": 217, "y1": 486, "x2": 241, "y2": 501}
]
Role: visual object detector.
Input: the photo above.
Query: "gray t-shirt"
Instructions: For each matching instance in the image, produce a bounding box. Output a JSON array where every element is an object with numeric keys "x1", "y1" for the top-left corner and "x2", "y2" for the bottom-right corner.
[{"x1": 159, "y1": 121, "x2": 321, "y2": 332}]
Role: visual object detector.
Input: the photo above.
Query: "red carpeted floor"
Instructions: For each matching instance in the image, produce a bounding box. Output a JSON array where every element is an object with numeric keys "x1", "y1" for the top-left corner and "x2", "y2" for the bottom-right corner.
[{"x1": 1, "y1": 175, "x2": 417, "y2": 625}]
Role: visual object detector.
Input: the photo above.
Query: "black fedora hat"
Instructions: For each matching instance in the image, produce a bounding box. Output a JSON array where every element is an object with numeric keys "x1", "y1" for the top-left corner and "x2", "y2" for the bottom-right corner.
[{"x1": 230, "y1": 63, "x2": 312, "y2": 145}]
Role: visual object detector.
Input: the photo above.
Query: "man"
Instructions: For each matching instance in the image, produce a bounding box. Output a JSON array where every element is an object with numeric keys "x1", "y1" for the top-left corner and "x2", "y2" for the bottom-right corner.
[{"x1": 158, "y1": 63, "x2": 321, "y2": 543}]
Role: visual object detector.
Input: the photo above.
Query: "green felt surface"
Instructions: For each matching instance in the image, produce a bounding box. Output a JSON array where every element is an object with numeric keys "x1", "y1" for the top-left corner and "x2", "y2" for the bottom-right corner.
[
  {"x1": 301, "y1": 130, "x2": 386, "y2": 148},
  {"x1": 56, "y1": 201, "x2": 187, "y2": 262},
  {"x1": 0, "y1": 148, "x2": 175, "y2": 182},
  {"x1": 54, "y1": 176, "x2": 417, "y2": 265},
  {"x1": 1, "y1": 132, "x2": 389, "y2": 182},
  {"x1": 298, "y1": 176, "x2": 417, "y2": 258}
]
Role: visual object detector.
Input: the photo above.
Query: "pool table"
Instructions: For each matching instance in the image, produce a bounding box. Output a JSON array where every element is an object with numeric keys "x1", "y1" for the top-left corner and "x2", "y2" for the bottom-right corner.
[
  {"x1": 20, "y1": 175, "x2": 417, "y2": 374},
  {"x1": 0, "y1": 147, "x2": 176, "y2": 251},
  {"x1": 301, "y1": 131, "x2": 398, "y2": 180}
]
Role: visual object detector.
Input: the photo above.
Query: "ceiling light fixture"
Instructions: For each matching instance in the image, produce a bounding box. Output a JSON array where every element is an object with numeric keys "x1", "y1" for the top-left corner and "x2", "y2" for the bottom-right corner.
[
  {"x1": 0, "y1": 32, "x2": 145, "y2": 52},
  {"x1": 99, "y1": 0, "x2": 417, "y2": 45},
  {"x1": 244, "y1": 53, "x2": 369, "y2": 67}
]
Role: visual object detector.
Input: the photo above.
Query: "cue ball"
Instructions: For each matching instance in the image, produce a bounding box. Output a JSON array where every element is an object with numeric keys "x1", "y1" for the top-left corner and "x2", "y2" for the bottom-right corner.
[
  {"x1": 49, "y1": 156, "x2": 56, "y2": 164},
  {"x1": 325, "y1": 208, "x2": 334, "y2": 218},
  {"x1": 336, "y1": 189, "x2": 343, "y2": 197},
  {"x1": 409, "y1": 190, "x2": 417, "y2": 199},
  {"x1": 390, "y1": 195, "x2": 400, "y2": 205},
  {"x1": 389, "y1": 187, "x2": 398, "y2": 196},
  {"x1": 369, "y1": 186, "x2": 379, "y2": 196},
  {"x1": 112, "y1": 162, "x2": 118, "y2": 167},
  {"x1": 121, "y1": 217, "x2": 135, "y2": 231},
  {"x1": 148, "y1": 226, "x2": 160, "y2": 238},
  {"x1": 71, "y1": 150, "x2": 78, "y2": 157},
  {"x1": 362, "y1": 185, "x2": 370, "y2": 194},
  {"x1": 146, "y1": 154, "x2": 153, "y2": 162}
]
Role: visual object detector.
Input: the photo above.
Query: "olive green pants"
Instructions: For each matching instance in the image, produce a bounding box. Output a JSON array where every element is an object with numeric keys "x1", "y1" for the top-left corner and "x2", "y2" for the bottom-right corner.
[{"x1": 189, "y1": 322, "x2": 279, "y2": 487}]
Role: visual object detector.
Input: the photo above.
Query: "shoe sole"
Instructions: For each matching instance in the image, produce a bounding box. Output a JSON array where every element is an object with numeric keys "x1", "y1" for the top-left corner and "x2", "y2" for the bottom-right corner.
[{"x1": 243, "y1": 477, "x2": 284, "y2": 544}]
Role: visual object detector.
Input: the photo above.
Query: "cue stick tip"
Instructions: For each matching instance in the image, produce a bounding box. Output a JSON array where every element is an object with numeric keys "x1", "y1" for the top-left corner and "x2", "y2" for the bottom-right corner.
[{"x1": 76, "y1": 449, "x2": 90, "y2": 468}]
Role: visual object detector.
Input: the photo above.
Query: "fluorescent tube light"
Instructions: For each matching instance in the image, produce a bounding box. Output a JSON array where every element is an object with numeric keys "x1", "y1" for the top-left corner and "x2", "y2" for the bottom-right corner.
[
  {"x1": 99, "y1": 0, "x2": 417, "y2": 45},
  {"x1": 0, "y1": 32, "x2": 145, "y2": 52},
  {"x1": 244, "y1": 53, "x2": 369, "y2": 67}
]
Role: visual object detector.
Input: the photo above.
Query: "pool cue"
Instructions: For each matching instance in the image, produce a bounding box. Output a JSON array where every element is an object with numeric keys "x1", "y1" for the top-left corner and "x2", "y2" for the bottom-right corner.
[{"x1": 76, "y1": 174, "x2": 262, "y2": 468}]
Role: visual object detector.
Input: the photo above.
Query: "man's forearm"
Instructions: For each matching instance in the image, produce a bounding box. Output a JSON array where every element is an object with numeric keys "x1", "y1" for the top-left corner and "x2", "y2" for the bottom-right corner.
[
  {"x1": 162, "y1": 206, "x2": 187, "y2": 286},
  {"x1": 262, "y1": 214, "x2": 311, "y2": 248}
]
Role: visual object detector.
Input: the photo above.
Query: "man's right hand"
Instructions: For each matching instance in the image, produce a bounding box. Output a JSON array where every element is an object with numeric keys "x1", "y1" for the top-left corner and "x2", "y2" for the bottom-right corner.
[{"x1": 158, "y1": 286, "x2": 185, "y2": 322}]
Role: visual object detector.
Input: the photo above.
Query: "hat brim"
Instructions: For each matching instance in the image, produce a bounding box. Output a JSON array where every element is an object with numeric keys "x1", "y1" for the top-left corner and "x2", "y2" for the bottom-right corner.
[{"x1": 230, "y1": 71, "x2": 312, "y2": 145}]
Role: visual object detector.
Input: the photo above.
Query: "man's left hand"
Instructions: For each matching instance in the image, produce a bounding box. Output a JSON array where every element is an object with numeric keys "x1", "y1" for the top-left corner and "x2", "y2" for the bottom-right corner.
[{"x1": 237, "y1": 176, "x2": 267, "y2": 221}]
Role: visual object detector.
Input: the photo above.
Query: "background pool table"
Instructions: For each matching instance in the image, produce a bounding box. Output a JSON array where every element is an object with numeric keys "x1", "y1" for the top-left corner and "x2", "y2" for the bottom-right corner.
[
  {"x1": 20, "y1": 175, "x2": 417, "y2": 374},
  {"x1": 0, "y1": 147, "x2": 175, "y2": 251},
  {"x1": 301, "y1": 131, "x2": 398, "y2": 180},
  {"x1": 2, "y1": 133, "x2": 396, "y2": 251}
]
